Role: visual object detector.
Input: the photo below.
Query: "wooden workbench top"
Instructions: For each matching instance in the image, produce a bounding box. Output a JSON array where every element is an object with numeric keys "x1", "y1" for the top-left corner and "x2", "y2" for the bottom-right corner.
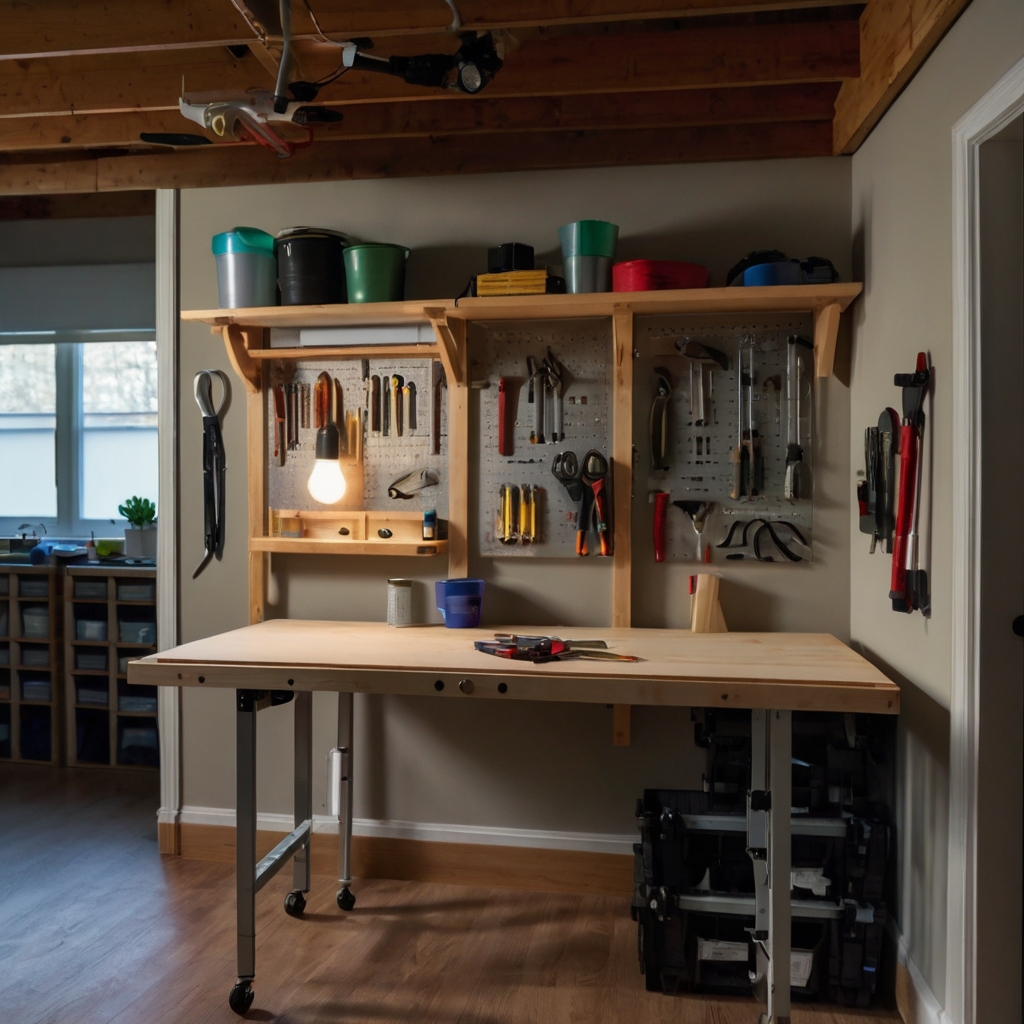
[{"x1": 130, "y1": 621, "x2": 899, "y2": 715}]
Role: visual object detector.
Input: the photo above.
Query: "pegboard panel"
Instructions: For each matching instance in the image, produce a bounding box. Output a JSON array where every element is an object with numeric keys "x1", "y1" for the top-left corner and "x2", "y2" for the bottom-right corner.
[
  {"x1": 265, "y1": 356, "x2": 448, "y2": 517},
  {"x1": 468, "y1": 319, "x2": 612, "y2": 558},
  {"x1": 636, "y1": 313, "x2": 814, "y2": 564}
]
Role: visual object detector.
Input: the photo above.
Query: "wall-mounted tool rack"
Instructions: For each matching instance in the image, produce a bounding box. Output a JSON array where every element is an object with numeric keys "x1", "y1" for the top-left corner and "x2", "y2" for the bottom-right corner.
[{"x1": 183, "y1": 283, "x2": 860, "y2": 630}]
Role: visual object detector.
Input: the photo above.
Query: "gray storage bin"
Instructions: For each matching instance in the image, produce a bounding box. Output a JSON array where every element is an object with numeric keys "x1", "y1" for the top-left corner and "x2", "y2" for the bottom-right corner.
[
  {"x1": 21, "y1": 677, "x2": 51, "y2": 702},
  {"x1": 76, "y1": 650, "x2": 108, "y2": 671},
  {"x1": 21, "y1": 646, "x2": 49, "y2": 667},
  {"x1": 18, "y1": 577, "x2": 49, "y2": 597},
  {"x1": 0, "y1": 576, "x2": 9, "y2": 596},
  {"x1": 76, "y1": 618, "x2": 107, "y2": 641},
  {"x1": 119, "y1": 695, "x2": 158, "y2": 713},
  {"x1": 116, "y1": 581, "x2": 155, "y2": 602},
  {"x1": 22, "y1": 606, "x2": 49, "y2": 638},
  {"x1": 74, "y1": 579, "x2": 108, "y2": 599},
  {"x1": 119, "y1": 621, "x2": 156, "y2": 644}
]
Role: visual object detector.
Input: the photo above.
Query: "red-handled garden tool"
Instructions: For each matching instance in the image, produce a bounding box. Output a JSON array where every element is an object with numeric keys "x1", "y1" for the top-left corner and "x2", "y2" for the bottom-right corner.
[
  {"x1": 890, "y1": 353, "x2": 931, "y2": 614},
  {"x1": 652, "y1": 490, "x2": 669, "y2": 562}
]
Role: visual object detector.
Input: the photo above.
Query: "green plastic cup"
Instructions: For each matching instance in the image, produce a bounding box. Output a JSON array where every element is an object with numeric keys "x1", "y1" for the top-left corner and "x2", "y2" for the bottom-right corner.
[
  {"x1": 343, "y1": 243, "x2": 410, "y2": 303},
  {"x1": 558, "y1": 220, "x2": 619, "y2": 259}
]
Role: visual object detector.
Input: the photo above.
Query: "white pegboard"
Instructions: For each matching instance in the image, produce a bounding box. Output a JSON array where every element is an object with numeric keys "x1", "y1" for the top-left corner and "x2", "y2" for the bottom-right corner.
[
  {"x1": 468, "y1": 319, "x2": 612, "y2": 558},
  {"x1": 266, "y1": 357, "x2": 449, "y2": 517},
  {"x1": 636, "y1": 313, "x2": 815, "y2": 563}
]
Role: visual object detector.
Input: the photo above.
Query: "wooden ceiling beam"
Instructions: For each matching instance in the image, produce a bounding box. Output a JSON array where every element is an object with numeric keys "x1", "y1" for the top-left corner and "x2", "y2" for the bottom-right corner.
[
  {"x1": 0, "y1": 1, "x2": 859, "y2": 60},
  {"x1": 833, "y1": 0, "x2": 972, "y2": 153},
  {"x1": 0, "y1": 121, "x2": 833, "y2": 196},
  {"x1": 0, "y1": 84, "x2": 839, "y2": 152},
  {"x1": 0, "y1": 20, "x2": 859, "y2": 119},
  {"x1": 0, "y1": 191, "x2": 155, "y2": 220}
]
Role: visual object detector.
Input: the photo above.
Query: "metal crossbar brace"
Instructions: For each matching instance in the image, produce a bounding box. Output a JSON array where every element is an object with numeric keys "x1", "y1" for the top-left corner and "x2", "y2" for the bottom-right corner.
[{"x1": 256, "y1": 820, "x2": 313, "y2": 892}]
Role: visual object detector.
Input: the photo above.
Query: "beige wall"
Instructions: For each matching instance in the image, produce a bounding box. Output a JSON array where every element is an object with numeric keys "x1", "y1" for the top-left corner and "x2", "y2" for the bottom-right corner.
[
  {"x1": 848, "y1": 0, "x2": 1024, "y2": 1004},
  {"x1": 178, "y1": 157, "x2": 852, "y2": 833}
]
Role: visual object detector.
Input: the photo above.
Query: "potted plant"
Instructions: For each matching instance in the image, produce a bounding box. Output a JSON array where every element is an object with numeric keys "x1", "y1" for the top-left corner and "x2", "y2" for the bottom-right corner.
[{"x1": 119, "y1": 496, "x2": 157, "y2": 558}]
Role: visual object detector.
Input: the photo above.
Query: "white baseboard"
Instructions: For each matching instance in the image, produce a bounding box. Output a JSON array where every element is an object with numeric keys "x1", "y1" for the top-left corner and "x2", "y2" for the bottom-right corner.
[
  {"x1": 156, "y1": 806, "x2": 179, "y2": 827},
  {"x1": 178, "y1": 805, "x2": 635, "y2": 856},
  {"x1": 889, "y1": 917, "x2": 952, "y2": 1024}
]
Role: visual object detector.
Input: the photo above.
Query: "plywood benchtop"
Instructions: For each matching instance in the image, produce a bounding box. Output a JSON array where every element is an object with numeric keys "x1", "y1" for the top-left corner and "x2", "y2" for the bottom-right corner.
[{"x1": 130, "y1": 621, "x2": 899, "y2": 715}]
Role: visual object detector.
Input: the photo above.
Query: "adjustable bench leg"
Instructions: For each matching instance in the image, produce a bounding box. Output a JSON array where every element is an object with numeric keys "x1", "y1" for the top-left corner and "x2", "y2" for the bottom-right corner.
[
  {"x1": 285, "y1": 690, "x2": 313, "y2": 916},
  {"x1": 230, "y1": 690, "x2": 258, "y2": 1015},
  {"x1": 336, "y1": 691, "x2": 356, "y2": 912}
]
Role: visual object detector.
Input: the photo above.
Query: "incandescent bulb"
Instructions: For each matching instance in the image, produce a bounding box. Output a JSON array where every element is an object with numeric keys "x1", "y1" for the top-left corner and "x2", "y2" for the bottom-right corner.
[{"x1": 307, "y1": 422, "x2": 346, "y2": 504}]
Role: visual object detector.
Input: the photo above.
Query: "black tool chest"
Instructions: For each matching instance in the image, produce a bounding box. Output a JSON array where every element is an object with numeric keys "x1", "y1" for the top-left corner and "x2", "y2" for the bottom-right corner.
[{"x1": 633, "y1": 710, "x2": 892, "y2": 1007}]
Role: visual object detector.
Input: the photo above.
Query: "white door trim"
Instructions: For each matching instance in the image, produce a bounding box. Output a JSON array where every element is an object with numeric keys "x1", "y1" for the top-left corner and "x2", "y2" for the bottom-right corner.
[
  {"x1": 155, "y1": 189, "x2": 181, "y2": 851},
  {"x1": 949, "y1": 54, "x2": 1024, "y2": 1024}
]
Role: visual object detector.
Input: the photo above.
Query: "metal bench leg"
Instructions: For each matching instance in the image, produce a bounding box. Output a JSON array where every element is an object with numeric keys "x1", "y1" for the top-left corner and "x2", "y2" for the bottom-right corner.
[
  {"x1": 285, "y1": 690, "x2": 313, "y2": 915},
  {"x1": 335, "y1": 691, "x2": 356, "y2": 911},
  {"x1": 230, "y1": 690, "x2": 258, "y2": 1015}
]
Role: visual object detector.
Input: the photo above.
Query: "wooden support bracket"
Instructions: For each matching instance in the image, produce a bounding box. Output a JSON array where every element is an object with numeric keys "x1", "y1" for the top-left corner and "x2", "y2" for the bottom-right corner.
[
  {"x1": 812, "y1": 301, "x2": 842, "y2": 379},
  {"x1": 220, "y1": 323, "x2": 262, "y2": 392},
  {"x1": 690, "y1": 574, "x2": 728, "y2": 634},
  {"x1": 426, "y1": 309, "x2": 466, "y2": 387}
]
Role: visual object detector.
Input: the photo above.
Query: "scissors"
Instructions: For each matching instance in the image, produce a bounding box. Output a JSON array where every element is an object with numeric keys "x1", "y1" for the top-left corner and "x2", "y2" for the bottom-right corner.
[{"x1": 192, "y1": 370, "x2": 229, "y2": 579}]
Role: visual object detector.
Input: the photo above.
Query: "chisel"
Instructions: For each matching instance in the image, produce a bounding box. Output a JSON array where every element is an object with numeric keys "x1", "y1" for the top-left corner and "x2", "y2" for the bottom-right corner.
[{"x1": 370, "y1": 375, "x2": 381, "y2": 433}]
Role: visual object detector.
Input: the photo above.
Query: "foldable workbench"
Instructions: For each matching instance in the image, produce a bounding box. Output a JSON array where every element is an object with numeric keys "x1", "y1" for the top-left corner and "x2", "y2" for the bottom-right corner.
[{"x1": 131, "y1": 620, "x2": 899, "y2": 1022}]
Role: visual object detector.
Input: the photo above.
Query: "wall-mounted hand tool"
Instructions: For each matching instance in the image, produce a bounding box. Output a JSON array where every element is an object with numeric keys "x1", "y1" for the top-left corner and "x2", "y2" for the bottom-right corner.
[
  {"x1": 498, "y1": 377, "x2": 514, "y2": 456},
  {"x1": 381, "y1": 375, "x2": 391, "y2": 436},
  {"x1": 273, "y1": 384, "x2": 286, "y2": 466},
  {"x1": 527, "y1": 356, "x2": 544, "y2": 444},
  {"x1": 743, "y1": 347, "x2": 763, "y2": 496},
  {"x1": 651, "y1": 490, "x2": 669, "y2": 562},
  {"x1": 406, "y1": 381, "x2": 417, "y2": 432},
  {"x1": 650, "y1": 367, "x2": 672, "y2": 472},
  {"x1": 677, "y1": 340, "x2": 728, "y2": 426},
  {"x1": 582, "y1": 449, "x2": 613, "y2": 557},
  {"x1": 784, "y1": 337, "x2": 811, "y2": 499},
  {"x1": 522, "y1": 484, "x2": 539, "y2": 543},
  {"x1": 498, "y1": 483, "x2": 520, "y2": 544},
  {"x1": 300, "y1": 383, "x2": 310, "y2": 430},
  {"x1": 891, "y1": 353, "x2": 931, "y2": 614},
  {"x1": 545, "y1": 348, "x2": 566, "y2": 443},
  {"x1": 192, "y1": 369, "x2": 229, "y2": 579},
  {"x1": 674, "y1": 500, "x2": 712, "y2": 560},
  {"x1": 717, "y1": 518, "x2": 809, "y2": 562},
  {"x1": 730, "y1": 350, "x2": 745, "y2": 499},
  {"x1": 370, "y1": 374, "x2": 381, "y2": 433},
  {"x1": 876, "y1": 408, "x2": 898, "y2": 551},
  {"x1": 388, "y1": 467, "x2": 440, "y2": 499},
  {"x1": 552, "y1": 450, "x2": 583, "y2": 502},
  {"x1": 763, "y1": 374, "x2": 781, "y2": 437},
  {"x1": 392, "y1": 375, "x2": 404, "y2": 436},
  {"x1": 431, "y1": 361, "x2": 445, "y2": 454}
]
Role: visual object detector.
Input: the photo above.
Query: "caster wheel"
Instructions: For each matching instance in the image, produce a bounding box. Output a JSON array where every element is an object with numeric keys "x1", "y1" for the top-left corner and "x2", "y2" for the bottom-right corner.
[
  {"x1": 284, "y1": 891, "x2": 306, "y2": 917},
  {"x1": 228, "y1": 980, "x2": 254, "y2": 1016},
  {"x1": 337, "y1": 887, "x2": 356, "y2": 911}
]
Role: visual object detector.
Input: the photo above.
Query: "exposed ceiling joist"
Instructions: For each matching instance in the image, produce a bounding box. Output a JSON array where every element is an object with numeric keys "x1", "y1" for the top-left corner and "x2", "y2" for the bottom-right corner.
[{"x1": 0, "y1": 83, "x2": 838, "y2": 152}]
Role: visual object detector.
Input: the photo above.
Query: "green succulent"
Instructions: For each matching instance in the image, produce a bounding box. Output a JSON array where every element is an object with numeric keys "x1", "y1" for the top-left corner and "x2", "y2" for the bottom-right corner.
[{"x1": 118, "y1": 496, "x2": 157, "y2": 527}]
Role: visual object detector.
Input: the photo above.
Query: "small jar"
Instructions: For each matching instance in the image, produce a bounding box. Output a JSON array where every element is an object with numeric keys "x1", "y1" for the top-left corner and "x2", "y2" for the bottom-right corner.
[
  {"x1": 422, "y1": 509, "x2": 438, "y2": 541},
  {"x1": 387, "y1": 578, "x2": 413, "y2": 627}
]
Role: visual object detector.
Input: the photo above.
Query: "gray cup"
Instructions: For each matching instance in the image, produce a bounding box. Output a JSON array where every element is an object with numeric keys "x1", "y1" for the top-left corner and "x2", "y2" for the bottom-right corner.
[
  {"x1": 215, "y1": 251, "x2": 277, "y2": 308},
  {"x1": 563, "y1": 255, "x2": 612, "y2": 294}
]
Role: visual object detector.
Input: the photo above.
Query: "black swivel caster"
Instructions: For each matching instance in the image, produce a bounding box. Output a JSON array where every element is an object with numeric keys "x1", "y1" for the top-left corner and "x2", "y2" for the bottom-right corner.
[
  {"x1": 284, "y1": 890, "x2": 306, "y2": 917},
  {"x1": 337, "y1": 887, "x2": 356, "y2": 911},
  {"x1": 228, "y1": 979, "x2": 254, "y2": 1016}
]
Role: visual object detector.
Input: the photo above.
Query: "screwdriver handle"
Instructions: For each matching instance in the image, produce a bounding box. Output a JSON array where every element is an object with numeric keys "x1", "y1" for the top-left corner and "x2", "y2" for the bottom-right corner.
[{"x1": 730, "y1": 447, "x2": 743, "y2": 500}]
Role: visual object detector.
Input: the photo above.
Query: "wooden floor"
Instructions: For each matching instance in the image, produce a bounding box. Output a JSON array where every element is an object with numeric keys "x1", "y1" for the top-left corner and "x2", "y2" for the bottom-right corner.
[{"x1": 0, "y1": 765, "x2": 901, "y2": 1024}]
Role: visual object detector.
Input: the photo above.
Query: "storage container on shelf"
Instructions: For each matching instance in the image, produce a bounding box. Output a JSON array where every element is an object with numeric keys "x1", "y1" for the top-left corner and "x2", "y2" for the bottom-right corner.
[{"x1": 212, "y1": 227, "x2": 277, "y2": 308}]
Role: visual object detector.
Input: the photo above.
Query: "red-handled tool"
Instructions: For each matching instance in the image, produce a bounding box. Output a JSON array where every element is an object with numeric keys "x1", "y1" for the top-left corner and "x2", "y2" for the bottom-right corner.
[
  {"x1": 498, "y1": 377, "x2": 513, "y2": 456},
  {"x1": 582, "y1": 449, "x2": 613, "y2": 557},
  {"x1": 890, "y1": 353, "x2": 930, "y2": 613},
  {"x1": 652, "y1": 490, "x2": 669, "y2": 562}
]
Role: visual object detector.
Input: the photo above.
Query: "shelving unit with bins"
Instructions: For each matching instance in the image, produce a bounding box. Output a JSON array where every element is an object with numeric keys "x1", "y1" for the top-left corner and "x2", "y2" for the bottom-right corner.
[
  {"x1": 64, "y1": 566, "x2": 158, "y2": 770},
  {"x1": 0, "y1": 565, "x2": 64, "y2": 764}
]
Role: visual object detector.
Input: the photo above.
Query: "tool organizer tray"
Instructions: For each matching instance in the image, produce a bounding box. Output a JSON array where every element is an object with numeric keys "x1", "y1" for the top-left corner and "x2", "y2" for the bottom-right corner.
[
  {"x1": 635, "y1": 313, "x2": 815, "y2": 563},
  {"x1": 468, "y1": 319, "x2": 612, "y2": 558},
  {"x1": 266, "y1": 356, "x2": 449, "y2": 517}
]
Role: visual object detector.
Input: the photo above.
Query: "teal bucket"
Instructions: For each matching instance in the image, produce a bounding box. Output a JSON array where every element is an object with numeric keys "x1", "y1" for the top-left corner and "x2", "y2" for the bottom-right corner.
[
  {"x1": 343, "y1": 243, "x2": 410, "y2": 303},
  {"x1": 558, "y1": 220, "x2": 619, "y2": 259}
]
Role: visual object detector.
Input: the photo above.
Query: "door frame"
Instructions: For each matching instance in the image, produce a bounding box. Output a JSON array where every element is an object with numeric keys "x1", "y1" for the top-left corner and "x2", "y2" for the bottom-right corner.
[
  {"x1": 155, "y1": 188, "x2": 181, "y2": 854},
  {"x1": 949, "y1": 53, "x2": 1024, "y2": 1024}
]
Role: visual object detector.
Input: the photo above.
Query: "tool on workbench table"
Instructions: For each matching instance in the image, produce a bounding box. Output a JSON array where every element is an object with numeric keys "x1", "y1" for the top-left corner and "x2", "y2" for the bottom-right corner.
[
  {"x1": 674, "y1": 500, "x2": 712, "y2": 560},
  {"x1": 651, "y1": 490, "x2": 669, "y2": 562},
  {"x1": 474, "y1": 637, "x2": 639, "y2": 662},
  {"x1": 891, "y1": 353, "x2": 931, "y2": 614},
  {"x1": 370, "y1": 375, "x2": 381, "y2": 433},
  {"x1": 716, "y1": 518, "x2": 809, "y2": 562},
  {"x1": 677, "y1": 340, "x2": 728, "y2": 426},
  {"x1": 784, "y1": 337, "x2": 811, "y2": 499},
  {"x1": 431, "y1": 361, "x2": 445, "y2": 454},
  {"x1": 273, "y1": 384, "x2": 286, "y2": 466},
  {"x1": 582, "y1": 449, "x2": 613, "y2": 557},
  {"x1": 498, "y1": 377, "x2": 514, "y2": 456},
  {"x1": 388, "y1": 467, "x2": 439, "y2": 500},
  {"x1": 192, "y1": 369, "x2": 229, "y2": 579},
  {"x1": 493, "y1": 633, "x2": 609, "y2": 649},
  {"x1": 650, "y1": 367, "x2": 672, "y2": 472}
]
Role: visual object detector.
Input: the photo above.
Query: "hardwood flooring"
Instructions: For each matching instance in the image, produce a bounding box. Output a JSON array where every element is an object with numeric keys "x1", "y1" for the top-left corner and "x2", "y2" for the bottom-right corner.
[{"x1": 0, "y1": 765, "x2": 901, "y2": 1024}]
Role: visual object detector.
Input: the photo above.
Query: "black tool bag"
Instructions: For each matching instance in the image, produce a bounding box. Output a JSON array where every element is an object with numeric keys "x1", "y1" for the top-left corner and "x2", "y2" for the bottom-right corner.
[
  {"x1": 829, "y1": 902, "x2": 887, "y2": 1006},
  {"x1": 843, "y1": 817, "x2": 889, "y2": 905}
]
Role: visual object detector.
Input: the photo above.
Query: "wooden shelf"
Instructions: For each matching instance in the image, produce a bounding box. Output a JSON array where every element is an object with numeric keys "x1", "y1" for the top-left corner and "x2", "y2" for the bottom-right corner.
[
  {"x1": 249, "y1": 345, "x2": 439, "y2": 361},
  {"x1": 252, "y1": 537, "x2": 448, "y2": 557}
]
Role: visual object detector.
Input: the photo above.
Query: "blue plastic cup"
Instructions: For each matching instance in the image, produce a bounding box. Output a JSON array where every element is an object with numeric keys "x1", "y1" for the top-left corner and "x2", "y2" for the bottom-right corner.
[{"x1": 435, "y1": 578, "x2": 485, "y2": 628}]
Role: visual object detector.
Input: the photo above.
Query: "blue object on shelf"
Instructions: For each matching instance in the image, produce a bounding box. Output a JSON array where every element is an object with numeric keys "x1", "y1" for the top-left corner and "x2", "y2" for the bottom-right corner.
[
  {"x1": 435, "y1": 578, "x2": 485, "y2": 629},
  {"x1": 743, "y1": 261, "x2": 803, "y2": 286}
]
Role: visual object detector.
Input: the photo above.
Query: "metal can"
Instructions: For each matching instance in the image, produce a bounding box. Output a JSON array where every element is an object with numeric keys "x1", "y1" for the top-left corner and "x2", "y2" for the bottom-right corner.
[{"x1": 387, "y1": 578, "x2": 413, "y2": 628}]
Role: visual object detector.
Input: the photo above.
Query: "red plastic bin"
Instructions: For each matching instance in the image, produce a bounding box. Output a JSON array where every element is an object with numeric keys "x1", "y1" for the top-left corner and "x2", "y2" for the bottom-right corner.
[{"x1": 612, "y1": 259, "x2": 709, "y2": 292}]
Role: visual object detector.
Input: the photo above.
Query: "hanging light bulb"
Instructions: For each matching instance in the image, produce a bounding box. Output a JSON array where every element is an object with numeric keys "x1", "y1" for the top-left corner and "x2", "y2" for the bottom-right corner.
[{"x1": 307, "y1": 422, "x2": 347, "y2": 504}]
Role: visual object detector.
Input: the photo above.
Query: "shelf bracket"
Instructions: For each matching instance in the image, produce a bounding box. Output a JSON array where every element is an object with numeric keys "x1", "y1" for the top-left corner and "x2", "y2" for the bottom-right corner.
[
  {"x1": 812, "y1": 302, "x2": 842, "y2": 379},
  {"x1": 220, "y1": 324, "x2": 262, "y2": 392},
  {"x1": 425, "y1": 309, "x2": 466, "y2": 387}
]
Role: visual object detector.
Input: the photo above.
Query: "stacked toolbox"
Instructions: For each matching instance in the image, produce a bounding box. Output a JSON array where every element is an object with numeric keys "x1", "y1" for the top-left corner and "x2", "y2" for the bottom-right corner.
[{"x1": 633, "y1": 710, "x2": 891, "y2": 1007}]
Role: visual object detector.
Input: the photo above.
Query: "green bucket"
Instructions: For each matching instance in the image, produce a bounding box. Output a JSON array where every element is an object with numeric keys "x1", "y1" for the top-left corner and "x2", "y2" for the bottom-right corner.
[
  {"x1": 558, "y1": 220, "x2": 619, "y2": 259},
  {"x1": 343, "y1": 243, "x2": 410, "y2": 303}
]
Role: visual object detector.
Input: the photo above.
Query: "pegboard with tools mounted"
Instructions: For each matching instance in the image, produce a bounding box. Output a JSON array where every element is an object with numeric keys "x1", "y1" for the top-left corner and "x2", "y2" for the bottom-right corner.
[
  {"x1": 636, "y1": 313, "x2": 815, "y2": 565},
  {"x1": 265, "y1": 355, "x2": 449, "y2": 521},
  {"x1": 468, "y1": 319, "x2": 613, "y2": 558}
]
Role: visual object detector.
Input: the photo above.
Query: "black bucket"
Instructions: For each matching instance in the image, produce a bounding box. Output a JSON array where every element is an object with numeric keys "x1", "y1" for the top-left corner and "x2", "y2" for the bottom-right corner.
[{"x1": 276, "y1": 228, "x2": 349, "y2": 305}]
